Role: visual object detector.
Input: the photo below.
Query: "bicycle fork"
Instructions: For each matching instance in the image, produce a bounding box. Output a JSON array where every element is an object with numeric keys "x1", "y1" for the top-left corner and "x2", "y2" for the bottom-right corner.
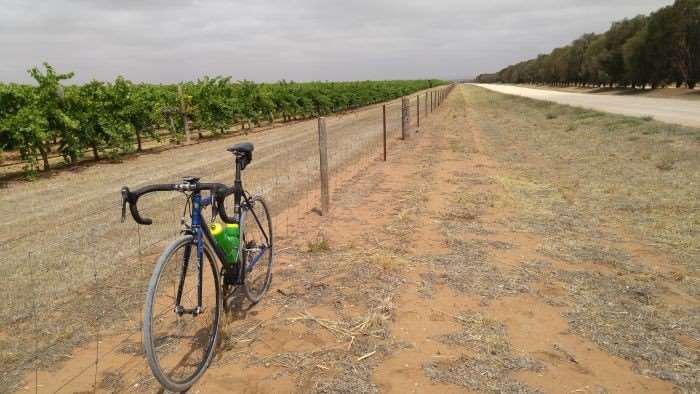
[{"x1": 175, "y1": 193, "x2": 205, "y2": 316}]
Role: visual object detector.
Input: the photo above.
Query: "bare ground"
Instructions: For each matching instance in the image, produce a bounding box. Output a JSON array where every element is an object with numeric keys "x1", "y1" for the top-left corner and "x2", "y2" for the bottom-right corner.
[{"x1": 12, "y1": 85, "x2": 700, "y2": 393}]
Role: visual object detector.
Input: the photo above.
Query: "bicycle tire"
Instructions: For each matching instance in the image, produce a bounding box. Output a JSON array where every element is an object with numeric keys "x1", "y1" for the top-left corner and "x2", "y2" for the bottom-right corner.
[
  {"x1": 241, "y1": 196, "x2": 274, "y2": 303},
  {"x1": 143, "y1": 235, "x2": 221, "y2": 392}
]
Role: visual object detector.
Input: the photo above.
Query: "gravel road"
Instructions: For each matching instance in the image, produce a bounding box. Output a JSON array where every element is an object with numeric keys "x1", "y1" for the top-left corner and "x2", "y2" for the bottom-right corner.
[{"x1": 474, "y1": 84, "x2": 700, "y2": 128}]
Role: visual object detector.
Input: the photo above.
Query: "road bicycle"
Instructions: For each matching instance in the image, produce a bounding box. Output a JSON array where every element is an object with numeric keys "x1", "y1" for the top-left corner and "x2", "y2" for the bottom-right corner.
[{"x1": 120, "y1": 142, "x2": 273, "y2": 391}]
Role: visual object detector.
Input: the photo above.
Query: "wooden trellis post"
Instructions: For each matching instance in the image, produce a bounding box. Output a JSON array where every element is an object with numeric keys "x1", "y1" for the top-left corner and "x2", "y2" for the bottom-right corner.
[
  {"x1": 425, "y1": 92, "x2": 428, "y2": 117},
  {"x1": 401, "y1": 98, "x2": 410, "y2": 140},
  {"x1": 317, "y1": 117, "x2": 330, "y2": 215},
  {"x1": 416, "y1": 95, "x2": 420, "y2": 130},
  {"x1": 382, "y1": 105, "x2": 387, "y2": 161}
]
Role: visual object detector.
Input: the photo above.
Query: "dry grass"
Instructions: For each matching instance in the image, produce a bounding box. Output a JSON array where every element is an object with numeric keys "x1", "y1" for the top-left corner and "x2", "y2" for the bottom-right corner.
[
  {"x1": 255, "y1": 348, "x2": 380, "y2": 394},
  {"x1": 537, "y1": 237, "x2": 630, "y2": 268},
  {"x1": 425, "y1": 311, "x2": 543, "y2": 393},
  {"x1": 259, "y1": 271, "x2": 400, "y2": 392},
  {"x1": 219, "y1": 318, "x2": 264, "y2": 353},
  {"x1": 544, "y1": 268, "x2": 700, "y2": 391},
  {"x1": 307, "y1": 237, "x2": 332, "y2": 253},
  {"x1": 288, "y1": 307, "x2": 391, "y2": 341},
  {"x1": 251, "y1": 150, "x2": 432, "y2": 391},
  {"x1": 464, "y1": 85, "x2": 700, "y2": 392},
  {"x1": 368, "y1": 253, "x2": 408, "y2": 272}
]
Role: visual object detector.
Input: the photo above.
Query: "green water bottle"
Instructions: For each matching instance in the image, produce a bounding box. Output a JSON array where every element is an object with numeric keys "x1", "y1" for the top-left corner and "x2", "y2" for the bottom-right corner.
[{"x1": 210, "y1": 222, "x2": 240, "y2": 264}]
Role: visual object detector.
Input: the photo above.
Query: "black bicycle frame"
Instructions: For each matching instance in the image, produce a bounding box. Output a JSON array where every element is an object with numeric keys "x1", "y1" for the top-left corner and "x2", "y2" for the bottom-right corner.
[{"x1": 173, "y1": 160, "x2": 253, "y2": 315}]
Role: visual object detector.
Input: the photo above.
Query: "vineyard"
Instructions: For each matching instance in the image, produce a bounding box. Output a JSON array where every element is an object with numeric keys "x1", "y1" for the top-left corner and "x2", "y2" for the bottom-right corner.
[
  {"x1": 476, "y1": 0, "x2": 699, "y2": 89},
  {"x1": 0, "y1": 63, "x2": 444, "y2": 175}
]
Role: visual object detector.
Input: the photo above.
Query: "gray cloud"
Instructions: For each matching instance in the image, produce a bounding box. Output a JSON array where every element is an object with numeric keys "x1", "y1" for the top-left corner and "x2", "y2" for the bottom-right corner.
[{"x1": 0, "y1": 0, "x2": 672, "y2": 83}]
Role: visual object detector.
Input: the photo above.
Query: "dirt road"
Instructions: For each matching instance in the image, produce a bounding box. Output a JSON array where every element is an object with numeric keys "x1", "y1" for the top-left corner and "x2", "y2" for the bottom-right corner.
[
  {"x1": 19, "y1": 84, "x2": 700, "y2": 393},
  {"x1": 475, "y1": 83, "x2": 700, "y2": 127}
]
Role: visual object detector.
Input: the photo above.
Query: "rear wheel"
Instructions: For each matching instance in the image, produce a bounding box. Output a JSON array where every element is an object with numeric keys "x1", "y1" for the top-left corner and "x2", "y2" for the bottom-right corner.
[
  {"x1": 241, "y1": 196, "x2": 273, "y2": 303},
  {"x1": 143, "y1": 235, "x2": 221, "y2": 392}
]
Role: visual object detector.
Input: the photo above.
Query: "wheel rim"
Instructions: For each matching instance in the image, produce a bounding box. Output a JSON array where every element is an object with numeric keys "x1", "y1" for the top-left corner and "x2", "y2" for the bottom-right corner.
[
  {"x1": 243, "y1": 199, "x2": 273, "y2": 300},
  {"x1": 148, "y1": 240, "x2": 219, "y2": 384}
]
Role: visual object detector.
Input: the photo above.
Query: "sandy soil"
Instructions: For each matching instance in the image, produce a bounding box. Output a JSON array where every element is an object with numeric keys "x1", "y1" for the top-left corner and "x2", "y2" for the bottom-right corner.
[
  {"x1": 15, "y1": 85, "x2": 699, "y2": 393},
  {"x1": 1, "y1": 90, "x2": 433, "y2": 392},
  {"x1": 475, "y1": 83, "x2": 700, "y2": 128}
]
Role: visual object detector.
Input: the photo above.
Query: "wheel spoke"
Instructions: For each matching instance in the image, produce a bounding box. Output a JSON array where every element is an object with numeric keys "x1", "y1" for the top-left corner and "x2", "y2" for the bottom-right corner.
[
  {"x1": 242, "y1": 197, "x2": 273, "y2": 303},
  {"x1": 144, "y1": 237, "x2": 220, "y2": 390}
]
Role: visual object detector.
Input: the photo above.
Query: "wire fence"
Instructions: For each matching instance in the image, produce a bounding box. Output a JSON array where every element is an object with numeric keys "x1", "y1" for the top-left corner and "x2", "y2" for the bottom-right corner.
[{"x1": 0, "y1": 85, "x2": 453, "y2": 393}]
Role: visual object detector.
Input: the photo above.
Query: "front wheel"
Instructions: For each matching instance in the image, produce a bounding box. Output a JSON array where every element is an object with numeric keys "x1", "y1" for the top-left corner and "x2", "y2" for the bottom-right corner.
[
  {"x1": 240, "y1": 196, "x2": 274, "y2": 303},
  {"x1": 143, "y1": 235, "x2": 221, "y2": 392}
]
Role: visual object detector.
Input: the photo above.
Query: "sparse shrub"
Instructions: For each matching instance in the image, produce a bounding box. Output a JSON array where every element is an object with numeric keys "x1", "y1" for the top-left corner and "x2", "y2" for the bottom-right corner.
[
  {"x1": 369, "y1": 254, "x2": 406, "y2": 272},
  {"x1": 307, "y1": 237, "x2": 331, "y2": 253},
  {"x1": 655, "y1": 156, "x2": 676, "y2": 171},
  {"x1": 22, "y1": 164, "x2": 39, "y2": 181},
  {"x1": 546, "y1": 112, "x2": 558, "y2": 119},
  {"x1": 642, "y1": 115, "x2": 654, "y2": 122}
]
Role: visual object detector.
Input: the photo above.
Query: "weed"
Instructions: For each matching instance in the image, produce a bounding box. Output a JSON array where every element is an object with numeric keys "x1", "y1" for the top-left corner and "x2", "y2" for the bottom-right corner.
[
  {"x1": 655, "y1": 154, "x2": 676, "y2": 171},
  {"x1": 22, "y1": 165, "x2": 38, "y2": 181},
  {"x1": 307, "y1": 237, "x2": 331, "y2": 253},
  {"x1": 369, "y1": 253, "x2": 406, "y2": 272}
]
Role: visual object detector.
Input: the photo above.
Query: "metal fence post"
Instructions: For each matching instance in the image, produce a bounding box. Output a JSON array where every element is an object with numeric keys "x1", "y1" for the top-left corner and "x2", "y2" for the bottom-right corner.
[{"x1": 317, "y1": 117, "x2": 330, "y2": 215}]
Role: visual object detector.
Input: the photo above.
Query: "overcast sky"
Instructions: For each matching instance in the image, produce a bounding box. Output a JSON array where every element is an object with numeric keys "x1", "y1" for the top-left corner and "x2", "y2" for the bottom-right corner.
[{"x1": 0, "y1": 0, "x2": 673, "y2": 84}]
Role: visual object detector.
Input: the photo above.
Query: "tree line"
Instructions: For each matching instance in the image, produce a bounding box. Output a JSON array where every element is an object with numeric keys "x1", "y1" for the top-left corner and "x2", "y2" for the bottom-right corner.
[
  {"x1": 0, "y1": 63, "x2": 444, "y2": 173},
  {"x1": 476, "y1": 0, "x2": 699, "y2": 90}
]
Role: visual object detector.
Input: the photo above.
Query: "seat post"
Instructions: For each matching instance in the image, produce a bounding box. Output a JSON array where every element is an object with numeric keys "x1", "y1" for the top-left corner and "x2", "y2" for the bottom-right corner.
[
  {"x1": 234, "y1": 157, "x2": 242, "y2": 183},
  {"x1": 233, "y1": 158, "x2": 243, "y2": 221}
]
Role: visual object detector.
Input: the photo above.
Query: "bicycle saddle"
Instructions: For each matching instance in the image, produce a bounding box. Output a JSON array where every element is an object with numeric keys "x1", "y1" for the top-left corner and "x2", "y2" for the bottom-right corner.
[
  {"x1": 227, "y1": 142, "x2": 254, "y2": 155},
  {"x1": 227, "y1": 142, "x2": 254, "y2": 169}
]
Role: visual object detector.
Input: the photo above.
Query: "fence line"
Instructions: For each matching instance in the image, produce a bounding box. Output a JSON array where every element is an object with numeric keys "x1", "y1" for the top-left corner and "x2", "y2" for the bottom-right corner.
[{"x1": 2, "y1": 85, "x2": 454, "y2": 394}]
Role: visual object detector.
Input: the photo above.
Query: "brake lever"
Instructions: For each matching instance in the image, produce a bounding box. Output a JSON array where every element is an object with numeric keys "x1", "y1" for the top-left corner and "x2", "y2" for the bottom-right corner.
[{"x1": 211, "y1": 196, "x2": 219, "y2": 222}]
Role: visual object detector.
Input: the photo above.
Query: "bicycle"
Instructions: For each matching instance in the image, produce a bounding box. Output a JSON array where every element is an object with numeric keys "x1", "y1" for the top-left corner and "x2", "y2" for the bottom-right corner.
[{"x1": 120, "y1": 142, "x2": 273, "y2": 392}]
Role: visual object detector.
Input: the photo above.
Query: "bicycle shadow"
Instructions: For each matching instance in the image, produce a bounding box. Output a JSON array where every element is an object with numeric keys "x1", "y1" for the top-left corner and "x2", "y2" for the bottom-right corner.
[
  {"x1": 223, "y1": 286, "x2": 258, "y2": 320},
  {"x1": 150, "y1": 290, "x2": 258, "y2": 393}
]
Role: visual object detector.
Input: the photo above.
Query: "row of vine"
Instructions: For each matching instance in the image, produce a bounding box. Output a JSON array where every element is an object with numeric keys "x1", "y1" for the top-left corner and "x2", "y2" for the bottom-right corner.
[{"x1": 0, "y1": 63, "x2": 444, "y2": 174}]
